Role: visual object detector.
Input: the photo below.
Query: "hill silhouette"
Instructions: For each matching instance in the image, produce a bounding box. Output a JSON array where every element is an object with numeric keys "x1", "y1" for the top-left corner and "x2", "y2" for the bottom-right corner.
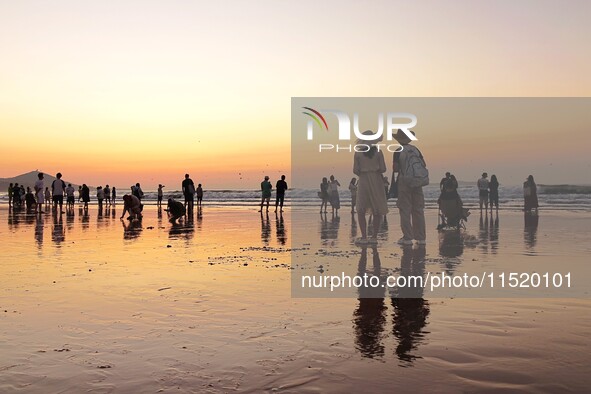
[{"x1": 0, "y1": 170, "x2": 81, "y2": 191}]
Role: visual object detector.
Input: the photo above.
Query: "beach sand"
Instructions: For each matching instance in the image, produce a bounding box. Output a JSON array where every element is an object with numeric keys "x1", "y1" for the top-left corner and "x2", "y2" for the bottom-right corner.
[{"x1": 1, "y1": 205, "x2": 590, "y2": 393}]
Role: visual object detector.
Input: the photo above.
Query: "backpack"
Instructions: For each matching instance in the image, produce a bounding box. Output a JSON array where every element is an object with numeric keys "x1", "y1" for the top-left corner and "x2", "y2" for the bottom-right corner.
[{"x1": 399, "y1": 145, "x2": 429, "y2": 188}]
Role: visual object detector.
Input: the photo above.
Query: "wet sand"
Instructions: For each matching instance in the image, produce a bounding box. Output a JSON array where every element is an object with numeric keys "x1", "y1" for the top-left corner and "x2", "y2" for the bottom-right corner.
[{"x1": 1, "y1": 205, "x2": 590, "y2": 393}]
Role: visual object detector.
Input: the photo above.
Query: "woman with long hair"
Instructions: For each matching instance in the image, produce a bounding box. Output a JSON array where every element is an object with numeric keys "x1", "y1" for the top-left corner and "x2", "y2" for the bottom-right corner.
[{"x1": 353, "y1": 130, "x2": 388, "y2": 244}]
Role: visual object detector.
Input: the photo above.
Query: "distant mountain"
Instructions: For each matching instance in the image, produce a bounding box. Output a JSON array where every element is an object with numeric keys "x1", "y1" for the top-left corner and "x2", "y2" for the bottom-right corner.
[{"x1": 0, "y1": 170, "x2": 80, "y2": 191}]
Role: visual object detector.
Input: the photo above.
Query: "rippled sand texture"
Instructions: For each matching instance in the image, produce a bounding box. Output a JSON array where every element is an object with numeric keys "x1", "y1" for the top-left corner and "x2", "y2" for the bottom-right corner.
[{"x1": 1, "y1": 206, "x2": 590, "y2": 393}]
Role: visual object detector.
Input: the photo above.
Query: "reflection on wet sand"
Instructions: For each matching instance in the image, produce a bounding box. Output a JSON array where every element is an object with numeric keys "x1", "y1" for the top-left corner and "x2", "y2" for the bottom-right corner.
[
  {"x1": 260, "y1": 211, "x2": 271, "y2": 245},
  {"x1": 320, "y1": 212, "x2": 340, "y2": 245},
  {"x1": 275, "y1": 212, "x2": 287, "y2": 245},
  {"x1": 524, "y1": 212, "x2": 539, "y2": 252},
  {"x1": 353, "y1": 246, "x2": 430, "y2": 365},
  {"x1": 51, "y1": 213, "x2": 65, "y2": 245},
  {"x1": 354, "y1": 246, "x2": 387, "y2": 359},
  {"x1": 438, "y1": 230, "x2": 463, "y2": 274},
  {"x1": 392, "y1": 246, "x2": 429, "y2": 365},
  {"x1": 169, "y1": 212, "x2": 194, "y2": 241},
  {"x1": 121, "y1": 218, "x2": 142, "y2": 240}
]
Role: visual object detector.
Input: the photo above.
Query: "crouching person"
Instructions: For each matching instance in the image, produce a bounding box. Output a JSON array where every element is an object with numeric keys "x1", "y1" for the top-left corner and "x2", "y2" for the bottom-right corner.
[
  {"x1": 166, "y1": 198, "x2": 186, "y2": 223},
  {"x1": 120, "y1": 194, "x2": 143, "y2": 221}
]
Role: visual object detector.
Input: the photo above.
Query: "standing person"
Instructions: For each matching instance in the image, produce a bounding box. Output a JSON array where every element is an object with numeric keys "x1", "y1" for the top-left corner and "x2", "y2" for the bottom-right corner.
[
  {"x1": 111, "y1": 187, "x2": 117, "y2": 205},
  {"x1": 34, "y1": 173, "x2": 45, "y2": 213},
  {"x1": 44, "y1": 187, "x2": 51, "y2": 209},
  {"x1": 489, "y1": 175, "x2": 499, "y2": 212},
  {"x1": 20, "y1": 185, "x2": 26, "y2": 207},
  {"x1": 275, "y1": 175, "x2": 288, "y2": 213},
  {"x1": 477, "y1": 172, "x2": 489, "y2": 212},
  {"x1": 196, "y1": 184, "x2": 203, "y2": 207},
  {"x1": 328, "y1": 175, "x2": 341, "y2": 215},
  {"x1": 393, "y1": 129, "x2": 428, "y2": 245},
  {"x1": 8, "y1": 183, "x2": 13, "y2": 208},
  {"x1": 81, "y1": 184, "x2": 90, "y2": 210},
  {"x1": 259, "y1": 176, "x2": 272, "y2": 213},
  {"x1": 182, "y1": 174, "x2": 195, "y2": 212},
  {"x1": 134, "y1": 183, "x2": 144, "y2": 201},
  {"x1": 523, "y1": 175, "x2": 539, "y2": 212},
  {"x1": 65, "y1": 183, "x2": 75, "y2": 210},
  {"x1": 104, "y1": 185, "x2": 111, "y2": 205},
  {"x1": 12, "y1": 183, "x2": 20, "y2": 207},
  {"x1": 51, "y1": 172, "x2": 66, "y2": 213},
  {"x1": 440, "y1": 172, "x2": 452, "y2": 191},
  {"x1": 349, "y1": 178, "x2": 358, "y2": 213},
  {"x1": 354, "y1": 131, "x2": 388, "y2": 245},
  {"x1": 78, "y1": 186, "x2": 83, "y2": 204},
  {"x1": 383, "y1": 176, "x2": 390, "y2": 197},
  {"x1": 157, "y1": 184, "x2": 165, "y2": 207},
  {"x1": 97, "y1": 186, "x2": 105, "y2": 210},
  {"x1": 319, "y1": 177, "x2": 329, "y2": 213}
]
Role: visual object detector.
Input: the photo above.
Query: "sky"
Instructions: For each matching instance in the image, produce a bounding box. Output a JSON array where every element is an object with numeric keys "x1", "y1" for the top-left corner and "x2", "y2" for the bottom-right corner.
[{"x1": 1, "y1": 0, "x2": 590, "y2": 189}]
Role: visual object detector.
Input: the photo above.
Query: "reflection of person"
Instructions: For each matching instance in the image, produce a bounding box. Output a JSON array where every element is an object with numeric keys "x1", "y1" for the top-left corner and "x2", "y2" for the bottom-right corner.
[
  {"x1": 166, "y1": 198, "x2": 186, "y2": 223},
  {"x1": 328, "y1": 175, "x2": 341, "y2": 215},
  {"x1": 353, "y1": 130, "x2": 388, "y2": 245},
  {"x1": 391, "y1": 245, "x2": 430, "y2": 364},
  {"x1": 348, "y1": 178, "x2": 357, "y2": 213},
  {"x1": 354, "y1": 246, "x2": 387, "y2": 359},
  {"x1": 275, "y1": 175, "x2": 288, "y2": 212},
  {"x1": 120, "y1": 194, "x2": 143, "y2": 221},
  {"x1": 523, "y1": 175, "x2": 539, "y2": 212},
  {"x1": 393, "y1": 129, "x2": 427, "y2": 245},
  {"x1": 524, "y1": 211, "x2": 539, "y2": 249},
  {"x1": 259, "y1": 176, "x2": 272, "y2": 212}
]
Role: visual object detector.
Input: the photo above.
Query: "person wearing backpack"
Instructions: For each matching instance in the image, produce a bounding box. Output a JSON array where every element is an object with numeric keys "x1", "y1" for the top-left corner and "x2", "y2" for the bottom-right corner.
[{"x1": 393, "y1": 129, "x2": 428, "y2": 245}]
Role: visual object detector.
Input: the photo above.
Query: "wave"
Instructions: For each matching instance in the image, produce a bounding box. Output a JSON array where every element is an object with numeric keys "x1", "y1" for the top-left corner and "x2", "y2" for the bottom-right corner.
[{"x1": 538, "y1": 184, "x2": 591, "y2": 195}]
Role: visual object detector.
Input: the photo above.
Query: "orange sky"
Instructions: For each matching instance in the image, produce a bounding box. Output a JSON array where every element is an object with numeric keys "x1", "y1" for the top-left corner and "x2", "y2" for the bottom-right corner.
[{"x1": 1, "y1": 1, "x2": 590, "y2": 188}]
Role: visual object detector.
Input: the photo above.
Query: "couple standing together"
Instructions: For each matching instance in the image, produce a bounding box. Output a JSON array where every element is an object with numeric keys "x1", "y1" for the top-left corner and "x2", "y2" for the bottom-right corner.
[{"x1": 354, "y1": 129, "x2": 427, "y2": 246}]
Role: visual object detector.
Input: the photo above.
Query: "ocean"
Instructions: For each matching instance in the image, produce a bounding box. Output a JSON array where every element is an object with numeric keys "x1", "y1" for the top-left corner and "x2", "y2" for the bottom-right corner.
[{"x1": 4, "y1": 184, "x2": 589, "y2": 211}]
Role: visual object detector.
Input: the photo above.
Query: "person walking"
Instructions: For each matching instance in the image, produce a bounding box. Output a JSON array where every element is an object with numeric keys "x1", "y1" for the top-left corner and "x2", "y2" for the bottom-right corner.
[
  {"x1": 393, "y1": 129, "x2": 428, "y2": 245},
  {"x1": 275, "y1": 175, "x2": 288, "y2": 213}
]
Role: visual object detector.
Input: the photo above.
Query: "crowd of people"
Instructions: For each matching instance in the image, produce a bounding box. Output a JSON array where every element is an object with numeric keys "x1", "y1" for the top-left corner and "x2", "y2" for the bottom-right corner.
[
  {"x1": 6, "y1": 172, "x2": 208, "y2": 225},
  {"x1": 313, "y1": 128, "x2": 541, "y2": 246}
]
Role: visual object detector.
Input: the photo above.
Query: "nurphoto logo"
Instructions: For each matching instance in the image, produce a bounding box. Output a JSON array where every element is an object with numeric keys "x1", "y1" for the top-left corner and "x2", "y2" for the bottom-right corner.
[{"x1": 303, "y1": 107, "x2": 417, "y2": 153}]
